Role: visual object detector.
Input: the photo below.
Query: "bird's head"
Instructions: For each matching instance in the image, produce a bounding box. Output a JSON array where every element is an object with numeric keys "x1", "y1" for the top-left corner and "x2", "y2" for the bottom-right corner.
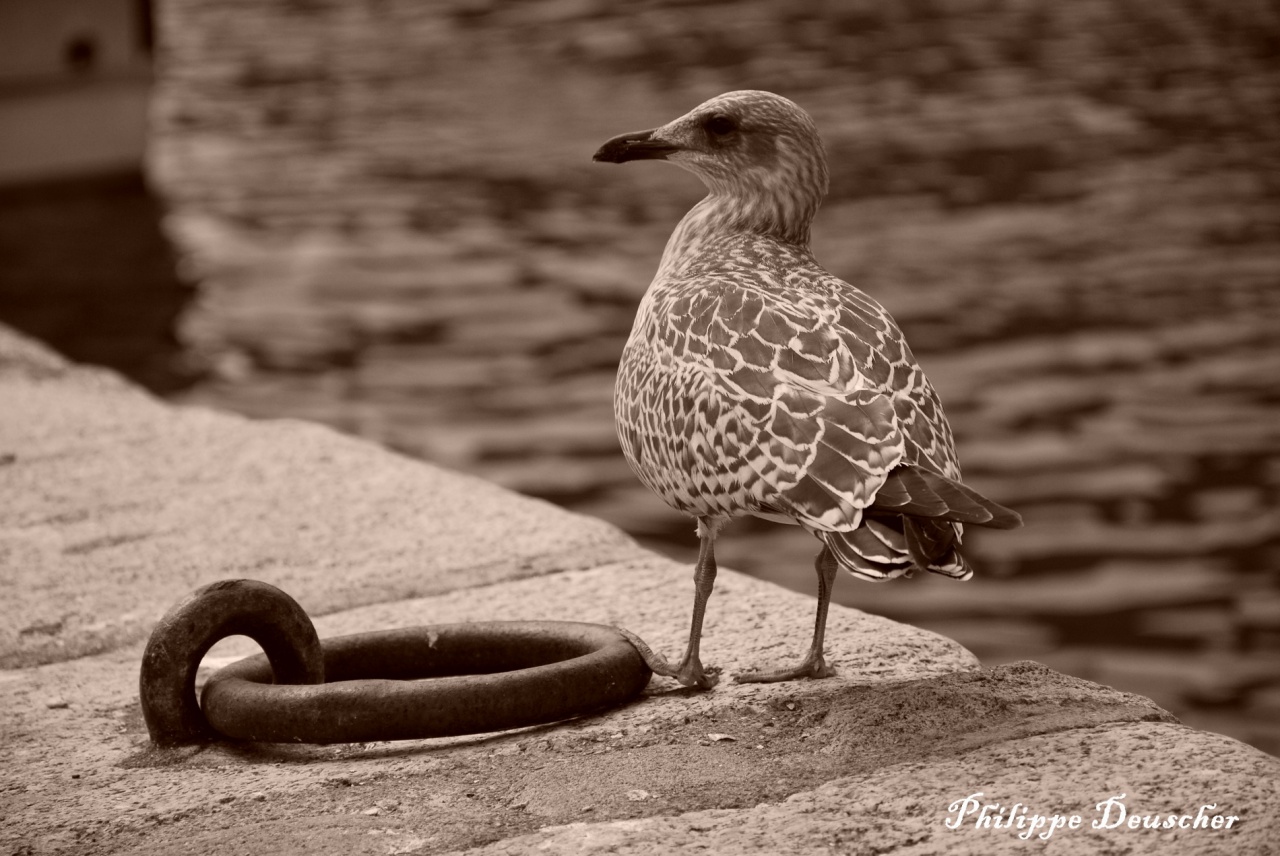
[{"x1": 593, "y1": 90, "x2": 829, "y2": 244}]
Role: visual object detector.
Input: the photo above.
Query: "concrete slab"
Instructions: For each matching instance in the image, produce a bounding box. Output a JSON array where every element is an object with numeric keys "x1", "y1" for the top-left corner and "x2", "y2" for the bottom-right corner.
[
  {"x1": 467, "y1": 720, "x2": 1277, "y2": 856},
  {"x1": 0, "y1": 329, "x2": 638, "y2": 669}
]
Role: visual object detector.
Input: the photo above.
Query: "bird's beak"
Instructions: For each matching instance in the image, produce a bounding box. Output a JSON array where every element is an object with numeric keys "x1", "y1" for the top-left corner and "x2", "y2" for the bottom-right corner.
[{"x1": 592, "y1": 129, "x2": 680, "y2": 164}]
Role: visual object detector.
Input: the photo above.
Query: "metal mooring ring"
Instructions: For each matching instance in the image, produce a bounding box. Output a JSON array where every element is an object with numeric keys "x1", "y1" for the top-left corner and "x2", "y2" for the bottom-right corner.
[
  {"x1": 140, "y1": 579, "x2": 325, "y2": 746},
  {"x1": 203, "y1": 622, "x2": 651, "y2": 743},
  {"x1": 140, "y1": 580, "x2": 651, "y2": 746}
]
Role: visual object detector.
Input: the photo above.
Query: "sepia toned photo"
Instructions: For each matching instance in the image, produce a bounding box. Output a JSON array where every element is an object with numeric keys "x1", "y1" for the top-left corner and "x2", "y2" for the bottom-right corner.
[{"x1": 2, "y1": 1, "x2": 1278, "y2": 853}]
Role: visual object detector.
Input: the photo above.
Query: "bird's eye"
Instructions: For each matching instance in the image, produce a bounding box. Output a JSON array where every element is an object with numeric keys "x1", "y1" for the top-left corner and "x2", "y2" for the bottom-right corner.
[{"x1": 704, "y1": 114, "x2": 738, "y2": 137}]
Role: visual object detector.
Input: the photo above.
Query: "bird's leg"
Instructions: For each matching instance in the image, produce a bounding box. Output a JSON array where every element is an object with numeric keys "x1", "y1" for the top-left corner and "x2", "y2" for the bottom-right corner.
[
  {"x1": 619, "y1": 518, "x2": 723, "y2": 689},
  {"x1": 735, "y1": 544, "x2": 839, "y2": 683}
]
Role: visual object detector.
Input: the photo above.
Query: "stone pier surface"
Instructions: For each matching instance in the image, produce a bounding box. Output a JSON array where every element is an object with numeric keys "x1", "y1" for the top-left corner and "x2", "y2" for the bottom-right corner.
[{"x1": 2, "y1": 323, "x2": 1277, "y2": 856}]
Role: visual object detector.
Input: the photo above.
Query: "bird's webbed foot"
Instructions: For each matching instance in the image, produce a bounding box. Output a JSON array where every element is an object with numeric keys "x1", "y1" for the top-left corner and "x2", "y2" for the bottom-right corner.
[
  {"x1": 617, "y1": 627, "x2": 720, "y2": 689},
  {"x1": 733, "y1": 651, "x2": 835, "y2": 684}
]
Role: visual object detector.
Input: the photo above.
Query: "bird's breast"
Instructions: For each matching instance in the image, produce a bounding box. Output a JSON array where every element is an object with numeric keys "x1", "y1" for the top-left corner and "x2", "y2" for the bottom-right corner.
[{"x1": 614, "y1": 305, "x2": 759, "y2": 518}]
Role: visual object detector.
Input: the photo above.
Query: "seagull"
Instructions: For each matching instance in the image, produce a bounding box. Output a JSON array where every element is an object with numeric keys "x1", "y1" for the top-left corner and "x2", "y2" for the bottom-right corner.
[{"x1": 593, "y1": 90, "x2": 1021, "y2": 689}]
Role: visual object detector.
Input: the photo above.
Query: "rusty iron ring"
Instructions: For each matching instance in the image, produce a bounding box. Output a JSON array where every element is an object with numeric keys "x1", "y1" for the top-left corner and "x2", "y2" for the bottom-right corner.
[
  {"x1": 201, "y1": 621, "x2": 651, "y2": 743},
  {"x1": 139, "y1": 579, "x2": 651, "y2": 745},
  {"x1": 140, "y1": 579, "x2": 325, "y2": 746}
]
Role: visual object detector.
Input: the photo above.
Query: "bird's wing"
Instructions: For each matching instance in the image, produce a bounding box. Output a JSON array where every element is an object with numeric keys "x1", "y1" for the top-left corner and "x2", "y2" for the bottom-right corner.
[
  {"x1": 820, "y1": 281, "x2": 962, "y2": 481},
  {"x1": 668, "y1": 274, "x2": 928, "y2": 530}
]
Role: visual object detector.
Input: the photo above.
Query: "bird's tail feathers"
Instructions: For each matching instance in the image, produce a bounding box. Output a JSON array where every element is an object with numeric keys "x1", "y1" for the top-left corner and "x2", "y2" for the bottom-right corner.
[
  {"x1": 815, "y1": 464, "x2": 1020, "y2": 581},
  {"x1": 819, "y1": 515, "x2": 973, "y2": 582},
  {"x1": 870, "y1": 465, "x2": 1022, "y2": 529}
]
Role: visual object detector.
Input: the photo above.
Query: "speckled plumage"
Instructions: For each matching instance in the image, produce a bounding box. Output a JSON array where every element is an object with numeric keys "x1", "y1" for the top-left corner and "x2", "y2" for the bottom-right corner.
[
  {"x1": 616, "y1": 232, "x2": 970, "y2": 578},
  {"x1": 595, "y1": 90, "x2": 1019, "y2": 686}
]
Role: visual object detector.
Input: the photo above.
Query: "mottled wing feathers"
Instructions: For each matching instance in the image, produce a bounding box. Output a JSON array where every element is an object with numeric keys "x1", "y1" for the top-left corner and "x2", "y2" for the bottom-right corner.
[
  {"x1": 760, "y1": 393, "x2": 902, "y2": 530},
  {"x1": 674, "y1": 274, "x2": 908, "y2": 530}
]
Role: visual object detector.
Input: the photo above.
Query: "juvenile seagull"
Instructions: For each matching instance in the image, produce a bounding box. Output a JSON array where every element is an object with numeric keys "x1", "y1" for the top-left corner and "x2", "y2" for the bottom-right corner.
[{"x1": 593, "y1": 91, "x2": 1021, "y2": 689}]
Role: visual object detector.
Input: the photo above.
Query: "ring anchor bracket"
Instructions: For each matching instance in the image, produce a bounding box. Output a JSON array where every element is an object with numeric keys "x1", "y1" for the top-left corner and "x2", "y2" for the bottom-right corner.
[{"x1": 139, "y1": 579, "x2": 652, "y2": 746}]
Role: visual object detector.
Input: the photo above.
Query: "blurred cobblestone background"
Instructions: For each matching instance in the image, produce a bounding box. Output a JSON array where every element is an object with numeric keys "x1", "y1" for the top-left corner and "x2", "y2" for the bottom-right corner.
[{"x1": 44, "y1": 0, "x2": 1280, "y2": 750}]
